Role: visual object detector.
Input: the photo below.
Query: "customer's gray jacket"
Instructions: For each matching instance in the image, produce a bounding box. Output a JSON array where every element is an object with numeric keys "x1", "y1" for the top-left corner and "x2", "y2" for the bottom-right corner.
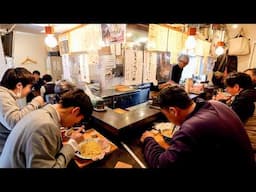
[
  {"x1": 0, "y1": 86, "x2": 41, "y2": 155},
  {"x1": 0, "y1": 104, "x2": 75, "y2": 168}
]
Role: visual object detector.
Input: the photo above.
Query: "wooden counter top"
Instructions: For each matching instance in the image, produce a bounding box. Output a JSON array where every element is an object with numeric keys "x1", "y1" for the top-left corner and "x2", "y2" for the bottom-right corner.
[
  {"x1": 65, "y1": 128, "x2": 146, "y2": 168},
  {"x1": 91, "y1": 93, "x2": 198, "y2": 138},
  {"x1": 92, "y1": 102, "x2": 162, "y2": 137}
]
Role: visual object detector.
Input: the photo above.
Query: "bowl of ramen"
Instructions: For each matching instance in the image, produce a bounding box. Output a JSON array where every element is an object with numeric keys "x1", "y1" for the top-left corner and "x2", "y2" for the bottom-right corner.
[{"x1": 75, "y1": 138, "x2": 111, "y2": 161}]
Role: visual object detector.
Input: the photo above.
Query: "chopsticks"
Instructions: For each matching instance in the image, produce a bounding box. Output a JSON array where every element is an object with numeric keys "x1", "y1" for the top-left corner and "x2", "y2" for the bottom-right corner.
[
  {"x1": 152, "y1": 127, "x2": 160, "y2": 133},
  {"x1": 171, "y1": 125, "x2": 176, "y2": 134}
]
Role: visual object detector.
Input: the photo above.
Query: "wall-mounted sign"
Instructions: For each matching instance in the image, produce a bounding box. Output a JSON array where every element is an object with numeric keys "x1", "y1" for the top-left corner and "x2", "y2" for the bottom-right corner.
[{"x1": 101, "y1": 24, "x2": 126, "y2": 44}]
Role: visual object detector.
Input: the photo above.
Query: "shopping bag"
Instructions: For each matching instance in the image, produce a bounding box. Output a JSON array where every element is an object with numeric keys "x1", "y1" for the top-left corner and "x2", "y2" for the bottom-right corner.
[{"x1": 228, "y1": 36, "x2": 250, "y2": 56}]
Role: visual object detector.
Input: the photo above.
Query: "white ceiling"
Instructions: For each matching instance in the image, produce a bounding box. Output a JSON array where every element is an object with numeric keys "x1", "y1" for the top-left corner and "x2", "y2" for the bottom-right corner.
[
  {"x1": 12, "y1": 24, "x2": 82, "y2": 34},
  {"x1": 0, "y1": 24, "x2": 149, "y2": 44},
  {"x1": 13, "y1": 24, "x2": 148, "y2": 42}
]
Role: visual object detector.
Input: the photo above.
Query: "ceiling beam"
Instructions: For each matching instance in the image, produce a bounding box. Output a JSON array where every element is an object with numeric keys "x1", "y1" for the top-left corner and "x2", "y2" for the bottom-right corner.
[{"x1": 127, "y1": 24, "x2": 149, "y2": 31}]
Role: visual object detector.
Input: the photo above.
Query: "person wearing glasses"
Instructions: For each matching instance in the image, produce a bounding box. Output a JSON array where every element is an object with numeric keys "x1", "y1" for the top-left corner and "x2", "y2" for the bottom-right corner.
[
  {"x1": 140, "y1": 85, "x2": 254, "y2": 174},
  {"x1": 171, "y1": 54, "x2": 190, "y2": 84}
]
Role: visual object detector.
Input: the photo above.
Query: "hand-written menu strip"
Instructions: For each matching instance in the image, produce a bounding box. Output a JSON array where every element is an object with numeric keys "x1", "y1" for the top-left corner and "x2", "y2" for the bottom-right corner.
[
  {"x1": 124, "y1": 49, "x2": 143, "y2": 85},
  {"x1": 148, "y1": 24, "x2": 169, "y2": 51},
  {"x1": 115, "y1": 43, "x2": 122, "y2": 56},
  {"x1": 143, "y1": 51, "x2": 157, "y2": 84}
]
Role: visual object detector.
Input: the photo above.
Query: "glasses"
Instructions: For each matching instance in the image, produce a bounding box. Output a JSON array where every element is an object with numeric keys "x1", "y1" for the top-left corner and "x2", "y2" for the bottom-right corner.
[{"x1": 145, "y1": 52, "x2": 153, "y2": 81}]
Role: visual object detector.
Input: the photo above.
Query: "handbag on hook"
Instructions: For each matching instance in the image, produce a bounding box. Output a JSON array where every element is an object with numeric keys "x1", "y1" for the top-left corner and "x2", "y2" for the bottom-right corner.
[{"x1": 228, "y1": 28, "x2": 250, "y2": 56}]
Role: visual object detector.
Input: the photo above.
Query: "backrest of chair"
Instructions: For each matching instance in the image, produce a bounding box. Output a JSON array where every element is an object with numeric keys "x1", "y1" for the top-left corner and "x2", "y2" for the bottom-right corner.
[
  {"x1": 244, "y1": 102, "x2": 256, "y2": 151},
  {"x1": 45, "y1": 94, "x2": 57, "y2": 104}
]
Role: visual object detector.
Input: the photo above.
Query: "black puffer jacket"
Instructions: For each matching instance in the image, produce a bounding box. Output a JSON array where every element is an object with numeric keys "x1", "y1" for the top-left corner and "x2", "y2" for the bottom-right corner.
[{"x1": 231, "y1": 89, "x2": 256, "y2": 123}]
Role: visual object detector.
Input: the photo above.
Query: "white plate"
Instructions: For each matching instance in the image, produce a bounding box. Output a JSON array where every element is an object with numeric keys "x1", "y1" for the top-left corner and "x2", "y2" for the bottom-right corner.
[
  {"x1": 93, "y1": 107, "x2": 107, "y2": 112},
  {"x1": 160, "y1": 129, "x2": 173, "y2": 139},
  {"x1": 153, "y1": 122, "x2": 175, "y2": 138},
  {"x1": 75, "y1": 138, "x2": 111, "y2": 161}
]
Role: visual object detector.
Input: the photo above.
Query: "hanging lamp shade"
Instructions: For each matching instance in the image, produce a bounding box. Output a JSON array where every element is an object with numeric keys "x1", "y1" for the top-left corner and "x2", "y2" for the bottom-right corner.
[
  {"x1": 215, "y1": 41, "x2": 225, "y2": 56},
  {"x1": 44, "y1": 25, "x2": 57, "y2": 48},
  {"x1": 185, "y1": 27, "x2": 197, "y2": 50},
  {"x1": 45, "y1": 35, "x2": 57, "y2": 48}
]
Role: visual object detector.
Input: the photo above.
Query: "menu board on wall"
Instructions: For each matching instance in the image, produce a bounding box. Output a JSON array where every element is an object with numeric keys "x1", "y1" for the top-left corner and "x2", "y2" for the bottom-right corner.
[
  {"x1": 69, "y1": 53, "x2": 90, "y2": 83},
  {"x1": 61, "y1": 54, "x2": 71, "y2": 81},
  {"x1": 194, "y1": 39, "x2": 211, "y2": 57},
  {"x1": 47, "y1": 56, "x2": 63, "y2": 81},
  {"x1": 148, "y1": 24, "x2": 169, "y2": 51},
  {"x1": 58, "y1": 33, "x2": 69, "y2": 55},
  {"x1": 69, "y1": 25, "x2": 102, "y2": 53},
  {"x1": 155, "y1": 51, "x2": 171, "y2": 83},
  {"x1": 167, "y1": 30, "x2": 187, "y2": 64},
  {"x1": 99, "y1": 55, "x2": 116, "y2": 89},
  {"x1": 99, "y1": 54, "x2": 116, "y2": 79},
  {"x1": 59, "y1": 40, "x2": 69, "y2": 55},
  {"x1": 124, "y1": 49, "x2": 143, "y2": 85},
  {"x1": 101, "y1": 24, "x2": 126, "y2": 44},
  {"x1": 143, "y1": 51, "x2": 157, "y2": 84},
  {"x1": 88, "y1": 52, "x2": 99, "y2": 65}
]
